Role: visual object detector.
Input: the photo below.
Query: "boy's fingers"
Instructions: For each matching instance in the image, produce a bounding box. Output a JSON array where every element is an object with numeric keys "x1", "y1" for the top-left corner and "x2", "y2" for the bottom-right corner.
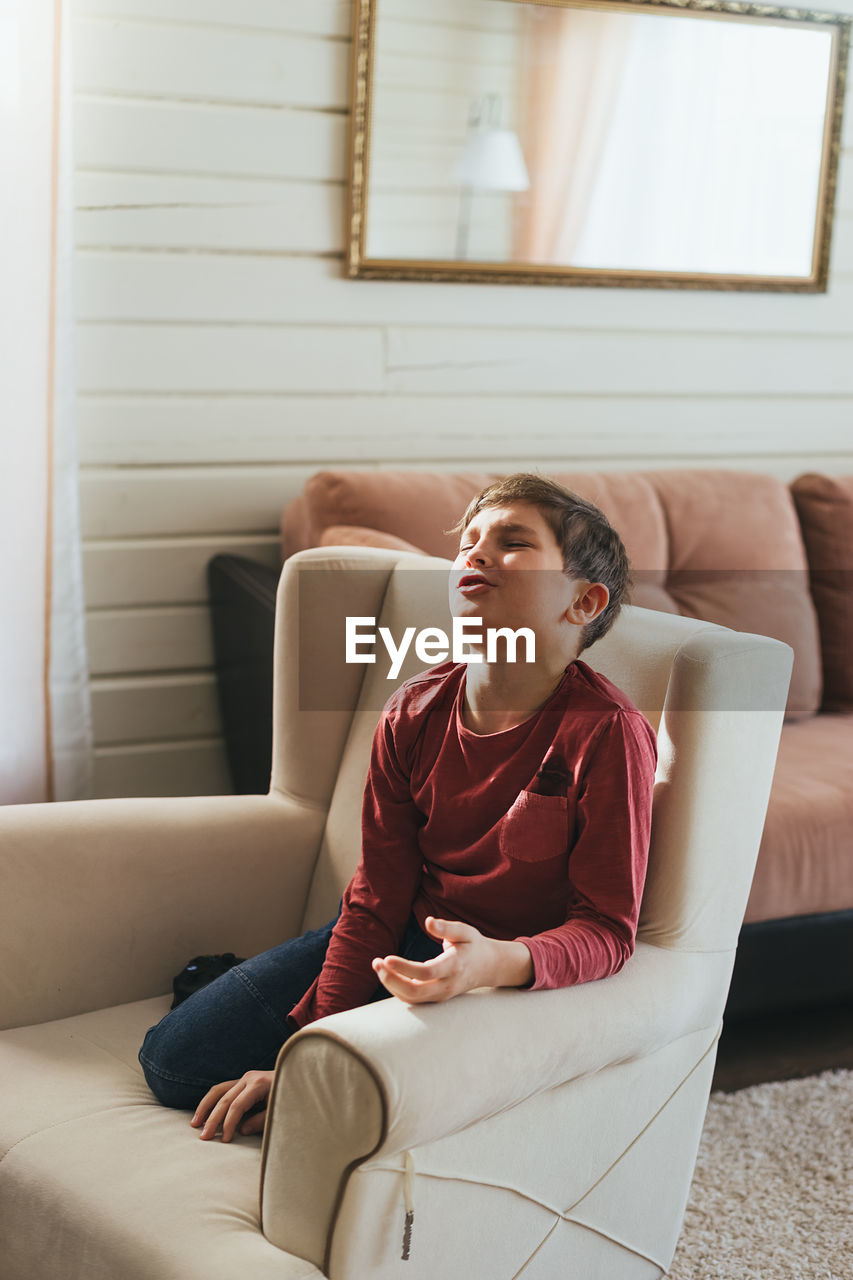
[
  {"x1": 193, "y1": 1072, "x2": 275, "y2": 1141},
  {"x1": 200, "y1": 1084, "x2": 242, "y2": 1140},
  {"x1": 374, "y1": 963, "x2": 422, "y2": 996},
  {"x1": 192, "y1": 1079, "x2": 237, "y2": 1127},
  {"x1": 240, "y1": 1112, "x2": 267, "y2": 1136},
  {"x1": 375, "y1": 961, "x2": 455, "y2": 1004},
  {"x1": 219, "y1": 1088, "x2": 258, "y2": 1143},
  {"x1": 378, "y1": 952, "x2": 453, "y2": 982},
  {"x1": 221, "y1": 1098, "x2": 251, "y2": 1143},
  {"x1": 224, "y1": 1077, "x2": 273, "y2": 1142},
  {"x1": 426, "y1": 917, "x2": 477, "y2": 943},
  {"x1": 382, "y1": 975, "x2": 434, "y2": 1003}
]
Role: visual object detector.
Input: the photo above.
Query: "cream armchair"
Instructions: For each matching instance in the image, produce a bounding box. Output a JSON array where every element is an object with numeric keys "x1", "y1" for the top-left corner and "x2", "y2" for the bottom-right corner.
[{"x1": 0, "y1": 548, "x2": 792, "y2": 1280}]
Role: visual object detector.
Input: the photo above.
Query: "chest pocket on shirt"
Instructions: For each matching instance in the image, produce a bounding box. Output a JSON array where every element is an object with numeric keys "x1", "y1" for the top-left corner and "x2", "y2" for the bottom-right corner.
[{"x1": 498, "y1": 790, "x2": 569, "y2": 862}]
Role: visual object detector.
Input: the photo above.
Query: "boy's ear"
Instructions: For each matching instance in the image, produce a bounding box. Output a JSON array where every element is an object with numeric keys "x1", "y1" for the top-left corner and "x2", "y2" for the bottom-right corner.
[{"x1": 565, "y1": 581, "x2": 609, "y2": 625}]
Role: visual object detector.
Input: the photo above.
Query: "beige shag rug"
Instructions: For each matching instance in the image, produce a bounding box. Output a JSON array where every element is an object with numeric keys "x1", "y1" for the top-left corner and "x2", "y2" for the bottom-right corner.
[{"x1": 668, "y1": 1069, "x2": 852, "y2": 1280}]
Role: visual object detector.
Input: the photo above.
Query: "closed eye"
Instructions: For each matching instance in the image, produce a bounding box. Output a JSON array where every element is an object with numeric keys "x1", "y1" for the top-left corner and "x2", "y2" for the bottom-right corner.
[{"x1": 458, "y1": 539, "x2": 534, "y2": 552}]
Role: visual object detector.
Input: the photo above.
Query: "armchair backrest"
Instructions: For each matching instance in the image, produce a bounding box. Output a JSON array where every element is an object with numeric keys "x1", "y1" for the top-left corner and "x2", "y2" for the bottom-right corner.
[{"x1": 273, "y1": 549, "x2": 792, "y2": 957}]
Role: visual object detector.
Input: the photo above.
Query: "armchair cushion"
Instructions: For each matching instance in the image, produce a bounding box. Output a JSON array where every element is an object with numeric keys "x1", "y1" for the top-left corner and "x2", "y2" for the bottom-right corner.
[{"x1": 0, "y1": 999, "x2": 314, "y2": 1280}]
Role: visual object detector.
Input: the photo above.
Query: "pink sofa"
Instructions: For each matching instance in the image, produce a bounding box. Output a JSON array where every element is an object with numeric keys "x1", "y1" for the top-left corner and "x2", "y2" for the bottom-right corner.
[{"x1": 280, "y1": 467, "x2": 853, "y2": 1016}]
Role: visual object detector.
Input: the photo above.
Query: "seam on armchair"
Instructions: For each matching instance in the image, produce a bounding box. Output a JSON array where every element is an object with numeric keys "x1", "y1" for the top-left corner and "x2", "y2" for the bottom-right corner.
[
  {"x1": 564, "y1": 1027, "x2": 720, "y2": 1214},
  {"x1": 545, "y1": 1214, "x2": 665, "y2": 1275},
  {"x1": 72, "y1": 1032, "x2": 150, "y2": 1075},
  {"x1": 267, "y1": 783, "x2": 328, "y2": 813},
  {"x1": 360, "y1": 1164, "x2": 669, "y2": 1276},
  {"x1": 0, "y1": 1102, "x2": 152, "y2": 1170},
  {"x1": 637, "y1": 940, "x2": 736, "y2": 955},
  {"x1": 677, "y1": 638, "x2": 789, "y2": 672},
  {"x1": 509, "y1": 1218, "x2": 560, "y2": 1280}
]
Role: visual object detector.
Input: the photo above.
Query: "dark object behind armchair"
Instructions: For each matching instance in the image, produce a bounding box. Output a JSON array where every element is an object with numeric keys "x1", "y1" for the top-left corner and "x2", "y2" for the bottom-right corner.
[{"x1": 208, "y1": 554, "x2": 278, "y2": 795}]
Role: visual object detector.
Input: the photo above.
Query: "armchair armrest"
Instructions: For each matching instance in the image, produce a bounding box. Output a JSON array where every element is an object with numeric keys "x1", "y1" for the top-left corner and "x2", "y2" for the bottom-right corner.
[
  {"x1": 260, "y1": 941, "x2": 732, "y2": 1263},
  {"x1": 0, "y1": 792, "x2": 325, "y2": 1029}
]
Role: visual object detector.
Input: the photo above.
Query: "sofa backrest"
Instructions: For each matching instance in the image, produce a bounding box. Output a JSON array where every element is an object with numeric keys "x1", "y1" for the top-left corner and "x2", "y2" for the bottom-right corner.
[
  {"x1": 275, "y1": 549, "x2": 792, "y2": 955},
  {"x1": 790, "y1": 472, "x2": 853, "y2": 714},
  {"x1": 282, "y1": 468, "x2": 821, "y2": 721}
]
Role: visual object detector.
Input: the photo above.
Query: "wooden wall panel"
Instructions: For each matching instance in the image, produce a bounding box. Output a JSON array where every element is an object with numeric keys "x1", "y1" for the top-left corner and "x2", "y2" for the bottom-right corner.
[
  {"x1": 91, "y1": 673, "x2": 221, "y2": 743},
  {"x1": 82, "y1": 536, "x2": 280, "y2": 607},
  {"x1": 73, "y1": 98, "x2": 347, "y2": 181},
  {"x1": 384, "y1": 329, "x2": 853, "y2": 396},
  {"x1": 72, "y1": 18, "x2": 349, "y2": 110},
  {"x1": 86, "y1": 606, "x2": 214, "y2": 676},
  {"x1": 74, "y1": 246, "x2": 853, "y2": 332},
  {"x1": 76, "y1": 395, "x2": 853, "y2": 468},
  {"x1": 78, "y1": 467, "x2": 314, "y2": 538},
  {"x1": 76, "y1": 325, "x2": 384, "y2": 394},
  {"x1": 75, "y1": 0, "x2": 351, "y2": 37},
  {"x1": 93, "y1": 740, "x2": 232, "y2": 799},
  {"x1": 75, "y1": 175, "x2": 341, "y2": 254}
]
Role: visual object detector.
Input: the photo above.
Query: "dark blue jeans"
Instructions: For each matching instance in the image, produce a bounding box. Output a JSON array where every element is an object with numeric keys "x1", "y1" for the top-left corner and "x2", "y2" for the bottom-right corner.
[{"x1": 138, "y1": 911, "x2": 441, "y2": 1111}]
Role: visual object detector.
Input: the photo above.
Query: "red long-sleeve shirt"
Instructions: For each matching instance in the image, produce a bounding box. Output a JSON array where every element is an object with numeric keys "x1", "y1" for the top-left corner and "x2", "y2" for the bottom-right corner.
[{"x1": 289, "y1": 659, "x2": 657, "y2": 1028}]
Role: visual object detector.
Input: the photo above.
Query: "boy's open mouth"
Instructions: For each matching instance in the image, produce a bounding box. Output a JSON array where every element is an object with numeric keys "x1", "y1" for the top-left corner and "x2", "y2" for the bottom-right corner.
[{"x1": 457, "y1": 573, "x2": 495, "y2": 595}]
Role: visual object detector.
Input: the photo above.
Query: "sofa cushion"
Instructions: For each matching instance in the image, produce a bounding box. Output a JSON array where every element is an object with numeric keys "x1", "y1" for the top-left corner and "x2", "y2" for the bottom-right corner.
[
  {"x1": 286, "y1": 468, "x2": 675, "y2": 603},
  {"x1": 744, "y1": 713, "x2": 853, "y2": 923},
  {"x1": 283, "y1": 470, "x2": 497, "y2": 560},
  {"x1": 790, "y1": 473, "x2": 853, "y2": 713},
  {"x1": 645, "y1": 470, "x2": 822, "y2": 722},
  {"x1": 549, "y1": 471, "x2": 675, "y2": 615},
  {"x1": 0, "y1": 997, "x2": 311, "y2": 1280},
  {"x1": 524, "y1": 468, "x2": 819, "y2": 721},
  {"x1": 319, "y1": 524, "x2": 425, "y2": 554}
]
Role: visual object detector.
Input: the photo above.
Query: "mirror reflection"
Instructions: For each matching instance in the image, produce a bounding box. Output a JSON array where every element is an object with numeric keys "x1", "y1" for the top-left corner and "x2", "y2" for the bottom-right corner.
[{"x1": 352, "y1": 0, "x2": 848, "y2": 289}]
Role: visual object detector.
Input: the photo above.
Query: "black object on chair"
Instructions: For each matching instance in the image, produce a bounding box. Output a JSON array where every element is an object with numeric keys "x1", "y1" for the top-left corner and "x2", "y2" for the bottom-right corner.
[{"x1": 207, "y1": 554, "x2": 278, "y2": 794}]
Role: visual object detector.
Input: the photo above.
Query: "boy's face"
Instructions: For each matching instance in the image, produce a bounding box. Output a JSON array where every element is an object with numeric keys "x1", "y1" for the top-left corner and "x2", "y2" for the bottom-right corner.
[{"x1": 449, "y1": 501, "x2": 590, "y2": 656}]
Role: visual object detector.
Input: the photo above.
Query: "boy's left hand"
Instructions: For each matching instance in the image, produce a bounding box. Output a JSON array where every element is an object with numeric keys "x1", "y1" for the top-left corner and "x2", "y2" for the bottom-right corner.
[{"x1": 372, "y1": 917, "x2": 533, "y2": 1003}]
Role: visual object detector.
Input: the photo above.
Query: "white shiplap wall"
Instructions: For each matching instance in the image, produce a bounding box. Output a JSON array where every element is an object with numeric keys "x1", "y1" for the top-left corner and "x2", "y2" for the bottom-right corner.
[{"x1": 72, "y1": 0, "x2": 853, "y2": 798}]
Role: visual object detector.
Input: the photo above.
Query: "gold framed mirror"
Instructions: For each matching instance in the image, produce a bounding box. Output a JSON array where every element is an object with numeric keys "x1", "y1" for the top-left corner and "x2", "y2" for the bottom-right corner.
[{"x1": 346, "y1": 0, "x2": 850, "y2": 291}]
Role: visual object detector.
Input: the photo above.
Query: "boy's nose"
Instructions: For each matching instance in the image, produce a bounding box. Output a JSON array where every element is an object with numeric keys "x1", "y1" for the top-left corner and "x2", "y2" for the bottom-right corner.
[{"x1": 465, "y1": 539, "x2": 491, "y2": 565}]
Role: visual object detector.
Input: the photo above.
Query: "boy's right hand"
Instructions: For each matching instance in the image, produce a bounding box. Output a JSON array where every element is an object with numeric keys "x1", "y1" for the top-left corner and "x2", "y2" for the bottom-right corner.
[
  {"x1": 373, "y1": 916, "x2": 533, "y2": 1002},
  {"x1": 191, "y1": 1069, "x2": 274, "y2": 1142}
]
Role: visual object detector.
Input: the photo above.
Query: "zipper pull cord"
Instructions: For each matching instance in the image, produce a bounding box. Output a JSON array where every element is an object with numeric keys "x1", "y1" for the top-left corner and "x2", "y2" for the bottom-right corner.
[{"x1": 401, "y1": 1150, "x2": 415, "y2": 1261}]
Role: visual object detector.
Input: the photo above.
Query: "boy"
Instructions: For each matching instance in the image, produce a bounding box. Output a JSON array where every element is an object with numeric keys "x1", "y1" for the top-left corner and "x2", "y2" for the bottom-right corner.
[{"x1": 139, "y1": 474, "x2": 657, "y2": 1142}]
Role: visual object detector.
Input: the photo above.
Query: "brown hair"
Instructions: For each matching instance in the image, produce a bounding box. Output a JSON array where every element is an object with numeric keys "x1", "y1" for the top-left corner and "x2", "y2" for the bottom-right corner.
[{"x1": 450, "y1": 473, "x2": 631, "y2": 653}]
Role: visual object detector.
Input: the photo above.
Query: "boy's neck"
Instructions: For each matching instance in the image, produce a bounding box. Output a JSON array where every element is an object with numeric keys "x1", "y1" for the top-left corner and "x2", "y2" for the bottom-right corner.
[{"x1": 461, "y1": 655, "x2": 579, "y2": 736}]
